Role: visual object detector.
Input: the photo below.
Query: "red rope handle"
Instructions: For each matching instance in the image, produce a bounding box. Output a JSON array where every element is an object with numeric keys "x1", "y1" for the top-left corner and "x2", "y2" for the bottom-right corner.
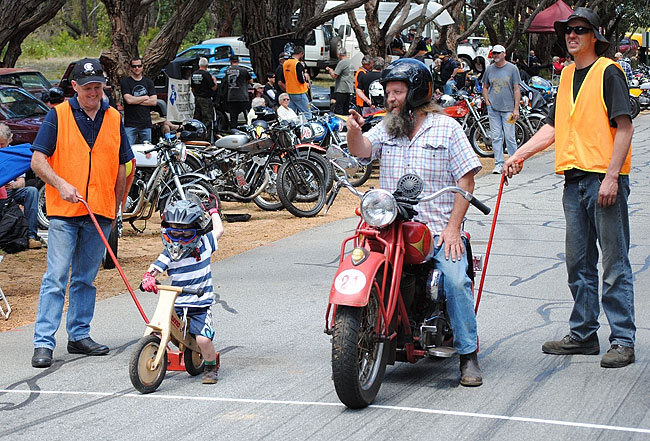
[{"x1": 78, "y1": 198, "x2": 149, "y2": 323}]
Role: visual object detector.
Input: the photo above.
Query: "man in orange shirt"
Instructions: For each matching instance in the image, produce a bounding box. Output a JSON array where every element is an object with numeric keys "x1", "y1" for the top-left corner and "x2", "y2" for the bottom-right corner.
[
  {"x1": 505, "y1": 8, "x2": 635, "y2": 369},
  {"x1": 283, "y1": 46, "x2": 312, "y2": 119}
]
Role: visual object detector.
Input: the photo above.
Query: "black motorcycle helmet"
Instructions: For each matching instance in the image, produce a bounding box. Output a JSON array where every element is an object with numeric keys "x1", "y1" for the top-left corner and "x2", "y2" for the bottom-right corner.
[
  {"x1": 43, "y1": 86, "x2": 65, "y2": 104},
  {"x1": 179, "y1": 119, "x2": 207, "y2": 141},
  {"x1": 379, "y1": 58, "x2": 433, "y2": 108},
  {"x1": 253, "y1": 106, "x2": 277, "y2": 122}
]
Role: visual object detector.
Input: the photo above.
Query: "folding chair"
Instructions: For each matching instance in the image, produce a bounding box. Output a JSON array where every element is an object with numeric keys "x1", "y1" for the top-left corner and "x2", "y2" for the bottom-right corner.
[{"x1": 0, "y1": 255, "x2": 10, "y2": 320}]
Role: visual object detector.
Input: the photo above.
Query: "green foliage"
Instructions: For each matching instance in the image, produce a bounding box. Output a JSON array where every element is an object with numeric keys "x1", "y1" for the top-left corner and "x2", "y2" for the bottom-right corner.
[
  {"x1": 21, "y1": 32, "x2": 108, "y2": 59},
  {"x1": 182, "y1": 13, "x2": 212, "y2": 47}
]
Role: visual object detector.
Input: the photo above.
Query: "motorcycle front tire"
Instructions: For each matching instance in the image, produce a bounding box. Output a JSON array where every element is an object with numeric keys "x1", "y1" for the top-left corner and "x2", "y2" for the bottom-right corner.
[
  {"x1": 468, "y1": 116, "x2": 494, "y2": 157},
  {"x1": 277, "y1": 158, "x2": 326, "y2": 218},
  {"x1": 630, "y1": 95, "x2": 641, "y2": 119},
  {"x1": 331, "y1": 297, "x2": 389, "y2": 409}
]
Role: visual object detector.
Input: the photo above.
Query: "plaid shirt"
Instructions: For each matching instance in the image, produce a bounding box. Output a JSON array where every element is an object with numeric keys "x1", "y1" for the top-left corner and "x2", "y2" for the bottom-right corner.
[{"x1": 365, "y1": 113, "x2": 481, "y2": 235}]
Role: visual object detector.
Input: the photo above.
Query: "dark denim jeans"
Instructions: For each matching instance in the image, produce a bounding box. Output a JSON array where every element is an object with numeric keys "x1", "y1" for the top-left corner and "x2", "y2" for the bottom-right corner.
[{"x1": 563, "y1": 174, "x2": 636, "y2": 347}]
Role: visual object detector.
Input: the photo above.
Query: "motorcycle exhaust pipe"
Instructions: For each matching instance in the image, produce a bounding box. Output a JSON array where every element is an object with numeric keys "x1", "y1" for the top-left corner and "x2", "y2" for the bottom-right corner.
[{"x1": 218, "y1": 171, "x2": 270, "y2": 201}]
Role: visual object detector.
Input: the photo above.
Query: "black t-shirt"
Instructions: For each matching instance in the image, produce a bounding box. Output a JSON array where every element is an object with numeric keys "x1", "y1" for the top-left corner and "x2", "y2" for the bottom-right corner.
[
  {"x1": 358, "y1": 70, "x2": 381, "y2": 100},
  {"x1": 191, "y1": 69, "x2": 215, "y2": 98},
  {"x1": 225, "y1": 65, "x2": 251, "y2": 102},
  {"x1": 120, "y1": 76, "x2": 156, "y2": 129},
  {"x1": 546, "y1": 62, "x2": 630, "y2": 127},
  {"x1": 263, "y1": 83, "x2": 277, "y2": 107},
  {"x1": 275, "y1": 65, "x2": 285, "y2": 94},
  {"x1": 440, "y1": 59, "x2": 458, "y2": 83}
]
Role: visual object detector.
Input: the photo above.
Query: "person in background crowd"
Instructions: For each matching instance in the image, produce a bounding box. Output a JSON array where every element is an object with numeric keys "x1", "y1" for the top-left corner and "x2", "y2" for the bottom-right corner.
[
  {"x1": 482, "y1": 44, "x2": 521, "y2": 175},
  {"x1": 225, "y1": 55, "x2": 253, "y2": 129},
  {"x1": 283, "y1": 46, "x2": 312, "y2": 119},
  {"x1": 275, "y1": 52, "x2": 289, "y2": 95},
  {"x1": 263, "y1": 72, "x2": 278, "y2": 108},
  {"x1": 528, "y1": 50, "x2": 542, "y2": 76},
  {"x1": 505, "y1": 7, "x2": 636, "y2": 369},
  {"x1": 191, "y1": 57, "x2": 217, "y2": 136},
  {"x1": 0, "y1": 124, "x2": 43, "y2": 249},
  {"x1": 276, "y1": 92, "x2": 298, "y2": 121},
  {"x1": 356, "y1": 57, "x2": 385, "y2": 115},
  {"x1": 354, "y1": 55, "x2": 374, "y2": 111},
  {"x1": 439, "y1": 50, "x2": 459, "y2": 94},
  {"x1": 30, "y1": 58, "x2": 133, "y2": 369},
  {"x1": 326, "y1": 47, "x2": 354, "y2": 116},
  {"x1": 120, "y1": 56, "x2": 157, "y2": 145},
  {"x1": 615, "y1": 52, "x2": 633, "y2": 84}
]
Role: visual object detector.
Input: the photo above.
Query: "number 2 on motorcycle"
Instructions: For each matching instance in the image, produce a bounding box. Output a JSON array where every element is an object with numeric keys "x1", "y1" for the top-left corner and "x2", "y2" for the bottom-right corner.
[{"x1": 334, "y1": 269, "x2": 367, "y2": 295}]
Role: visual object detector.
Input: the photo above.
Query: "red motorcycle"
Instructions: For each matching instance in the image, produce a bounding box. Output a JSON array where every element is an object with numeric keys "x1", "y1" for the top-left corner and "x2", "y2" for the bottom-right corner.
[{"x1": 324, "y1": 172, "x2": 490, "y2": 408}]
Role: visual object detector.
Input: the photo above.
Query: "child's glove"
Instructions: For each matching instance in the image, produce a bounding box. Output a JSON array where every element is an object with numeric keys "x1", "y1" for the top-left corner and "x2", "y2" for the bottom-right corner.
[
  {"x1": 205, "y1": 194, "x2": 219, "y2": 216},
  {"x1": 141, "y1": 271, "x2": 158, "y2": 294}
]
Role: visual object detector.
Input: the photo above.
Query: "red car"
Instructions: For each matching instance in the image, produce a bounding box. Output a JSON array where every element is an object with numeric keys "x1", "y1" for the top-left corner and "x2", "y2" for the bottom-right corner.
[
  {"x1": 0, "y1": 85, "x2": 49, "y2": 145},
  {"x1": 0, "y1": 68, "x2": 53, "y2": 102}
]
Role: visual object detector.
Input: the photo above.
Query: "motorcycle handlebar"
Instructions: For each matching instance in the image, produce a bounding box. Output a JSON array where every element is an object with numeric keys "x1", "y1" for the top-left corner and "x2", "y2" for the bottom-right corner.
[{"x1": 467, "y1": 194, "x2": 491, "y2": 215}]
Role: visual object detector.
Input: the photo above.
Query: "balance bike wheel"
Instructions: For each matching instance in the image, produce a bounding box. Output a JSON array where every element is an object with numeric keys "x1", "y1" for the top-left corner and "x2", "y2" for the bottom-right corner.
[
  {"x1": 129, "y1": 335, "x2": 167, "y2": 393},
  {"x1": 183, "y1": 348, "x2": 204, "y2": 376}
]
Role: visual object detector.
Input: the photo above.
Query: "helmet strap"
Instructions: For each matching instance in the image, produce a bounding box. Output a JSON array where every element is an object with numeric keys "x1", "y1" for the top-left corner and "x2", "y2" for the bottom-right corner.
[{"x1": 191, "y1": 247, "x2": 201, "y2": 262}]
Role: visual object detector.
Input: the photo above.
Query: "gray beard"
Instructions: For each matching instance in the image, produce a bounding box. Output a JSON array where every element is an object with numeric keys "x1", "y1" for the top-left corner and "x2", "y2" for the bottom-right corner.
[{"x1": 383, "y1": 104, "x2": 414, "y2": 138}]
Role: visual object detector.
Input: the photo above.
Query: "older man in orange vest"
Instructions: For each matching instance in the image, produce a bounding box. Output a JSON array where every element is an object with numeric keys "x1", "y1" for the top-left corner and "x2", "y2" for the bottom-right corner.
[
  {"x1": 30, "y1": 58, "x2": 134, "y2": 368},
  {"x1": 505, "y1": 8, "x2": 636, "y2": 368}
]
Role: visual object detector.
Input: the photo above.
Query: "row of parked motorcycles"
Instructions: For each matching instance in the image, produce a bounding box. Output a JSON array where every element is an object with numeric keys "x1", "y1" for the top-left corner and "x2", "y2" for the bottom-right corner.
[
  {"x1": 628, "y1": 63, "x2": 650, "y2": 119},
  {"x1": 437, "y1": 75, "x2": 552, "y2": 158},
  {"x1": 36, "y1": 106, "x2": 381, "y2": 267}
]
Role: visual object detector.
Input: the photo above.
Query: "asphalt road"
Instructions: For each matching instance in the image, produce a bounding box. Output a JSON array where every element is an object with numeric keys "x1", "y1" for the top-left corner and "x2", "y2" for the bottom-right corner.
[{"x1": 2, "y1": 114, "x2": 650, "y2": 440}]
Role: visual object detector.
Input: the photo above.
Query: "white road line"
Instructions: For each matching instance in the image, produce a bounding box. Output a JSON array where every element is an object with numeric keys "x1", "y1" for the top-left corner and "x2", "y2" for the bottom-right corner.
[{"x1": 2, "y1": 389, "x2": 650, "y2": 435}]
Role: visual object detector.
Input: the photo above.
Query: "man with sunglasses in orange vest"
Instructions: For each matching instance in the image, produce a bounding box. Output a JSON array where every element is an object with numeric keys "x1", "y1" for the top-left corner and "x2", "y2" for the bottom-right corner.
[
  {"x1": 29, "y1": 58, "x2": 134, "y2": 368},
  {"x1": 504, "y1": 8, "x2": 636, "y2": 368}
]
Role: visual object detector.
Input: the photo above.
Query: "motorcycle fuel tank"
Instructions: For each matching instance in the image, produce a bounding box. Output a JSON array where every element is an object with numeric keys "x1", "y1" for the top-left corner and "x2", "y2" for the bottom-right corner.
[
  {"x1": 131, "y1": 142, "x2": 158, "y2": 168},
  {"x1": 213, "y1": 134, "x2": 251, "y2": 149},
  {"x1": 402, "y1": 221, "x2": 432, "y2": 265}
]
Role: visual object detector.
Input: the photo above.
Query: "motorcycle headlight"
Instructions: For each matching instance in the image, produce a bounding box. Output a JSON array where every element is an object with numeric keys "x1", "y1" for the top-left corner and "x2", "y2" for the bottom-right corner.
[
  {"x1": 174, "y1": 143, "x2": 187, "y2": 162},
  {"x1": 360, "y1": 189, "x2": 397, "y2": 228}
]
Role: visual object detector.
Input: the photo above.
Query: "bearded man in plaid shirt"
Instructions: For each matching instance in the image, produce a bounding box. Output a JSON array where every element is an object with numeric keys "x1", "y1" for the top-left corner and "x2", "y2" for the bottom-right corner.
[{"x1": 346, "y1": 59, "x2": 483, "y2": 387}]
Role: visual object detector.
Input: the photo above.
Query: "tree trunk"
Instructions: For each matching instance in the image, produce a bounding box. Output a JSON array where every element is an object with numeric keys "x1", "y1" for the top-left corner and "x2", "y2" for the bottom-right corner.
[
  {"x1": 80, "y1": 0, "x2": 89, "y2": 36},
  {"x1": 90, "y1": 0, "x2": 98, "y2": 37},
  {"x1": 0, "y1": 0, "x2": 67, "y2": 67},
  {"x1": 210, "y1": 0, "x2": 236, "y2": 37}
]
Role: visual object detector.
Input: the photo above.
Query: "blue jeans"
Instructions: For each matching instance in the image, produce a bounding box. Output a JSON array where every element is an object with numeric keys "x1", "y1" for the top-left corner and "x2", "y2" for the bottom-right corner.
[
  {"x1": 563, "y1": 174, "x2": 635, "y2": 347},
  {"x1": 125, "y1": 127, "x2": 152, "y2": 145},
  {"x1": 487, "y1": 108, "x2": 517, "y2": 167},
  {"x1": 288, "y1": 93, "x2": 312, "y2": 119},
  {"x1": 7, "y1": 186, "x2": 39, "y2": 238},
  {"x1": 429, "y1": 235, "x2": 477, "y2": 354},
  {"x1": 443, "y1": 79, "x2": 456, "y2": 95},
  {"x1": 33, "y1": 216, "x2": 112, "y2": 350}
]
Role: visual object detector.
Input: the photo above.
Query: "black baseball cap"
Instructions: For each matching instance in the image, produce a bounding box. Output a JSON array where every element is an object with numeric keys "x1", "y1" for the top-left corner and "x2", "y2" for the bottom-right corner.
[
  {"x1": 554, "y1": 7, "x2": 610, "y2": 56},
  {"x1": 71, "y1": 58, "x2": 106, "y2": 85}
]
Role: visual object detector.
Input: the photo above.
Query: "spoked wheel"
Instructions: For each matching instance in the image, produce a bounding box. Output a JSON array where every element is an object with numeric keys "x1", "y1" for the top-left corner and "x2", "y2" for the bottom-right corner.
[
  {"x1": 298, "y1": 150, "x2": 334, "y2": 193},
  {"x1": 469, "y1": 116, "x2": 494, "y2": 157},
  {"x1": 37, "y1": 186, "x2": 49, "y2": 230},
  {"x1": 515, "y1": 120, "x2": 529, "y2": 148},
  {"x1": 253, "y1": 157, "x2": 284, "y2": 211},
  {"x1": 129, "y1": 335, "x2": 167, "y2": 394},
  {"x1": 331, "y1": 292, "x2": 389, "y2": 409},
  {"x1": 102, "y1": 220, "x2": 119, "y2": 270},
  {"x1": 183, "y1": 348, "x2": 204, "y2": 376},
  {"x1": 277, "y1": 158, "x2": 326, "y2": 217}
]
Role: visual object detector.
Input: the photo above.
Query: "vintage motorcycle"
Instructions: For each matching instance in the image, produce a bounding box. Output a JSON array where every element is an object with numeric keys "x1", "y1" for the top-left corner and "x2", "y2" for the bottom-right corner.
[{"x1": 324, "y1": 171, "x2": 490, "y2": 408}]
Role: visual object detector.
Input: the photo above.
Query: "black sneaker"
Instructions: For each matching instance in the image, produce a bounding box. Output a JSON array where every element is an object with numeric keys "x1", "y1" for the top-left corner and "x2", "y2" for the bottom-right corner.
[
  {"x1": 600, "y1": 345, "x2": 635, "y2": 368},
  {"x1": 542, "y1": 334, "x2": 599, "y2": 355}
]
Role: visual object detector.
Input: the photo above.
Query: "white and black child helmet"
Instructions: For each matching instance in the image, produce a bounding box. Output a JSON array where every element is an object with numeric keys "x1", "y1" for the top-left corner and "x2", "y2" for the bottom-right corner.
[
  {"x1": 379, "y1": 58, "x2": 433, "y2": 109},
  {"x1": 160, "y1": 199, "x2": 204, "y2": 261}
]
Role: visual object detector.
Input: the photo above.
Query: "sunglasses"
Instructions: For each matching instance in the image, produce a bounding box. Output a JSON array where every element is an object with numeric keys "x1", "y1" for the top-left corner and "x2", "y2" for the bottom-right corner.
[
  {"x1": 492, "y1": 51, "x2": 503, "y2": 55},
  {"x1": 564, "y1": 25, "x2": 592, "y2": 35},
  {"x1": 162, "y1": 227, "x2": 198, "y2": 243},
  {"x1": 280, "y1": 98, "x2": 289, "y2": 101},
  {"x1": 131, "y1": 64, "x2": 143, "y2": 68}
]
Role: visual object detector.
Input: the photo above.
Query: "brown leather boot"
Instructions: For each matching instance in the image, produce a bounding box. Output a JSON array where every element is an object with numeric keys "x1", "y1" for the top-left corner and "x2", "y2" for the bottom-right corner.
[
  {"x1": 459, "y1": 351, "x2": 483, "y2": 387},
  {"x1": 202, "y1": 363, "x2": 218, "y2": 384}
]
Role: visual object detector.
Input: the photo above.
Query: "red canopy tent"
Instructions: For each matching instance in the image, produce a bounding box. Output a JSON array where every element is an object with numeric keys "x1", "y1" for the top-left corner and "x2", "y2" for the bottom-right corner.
[{"x1": 527, "y1": 0, "x2": 574, "y2": 34}]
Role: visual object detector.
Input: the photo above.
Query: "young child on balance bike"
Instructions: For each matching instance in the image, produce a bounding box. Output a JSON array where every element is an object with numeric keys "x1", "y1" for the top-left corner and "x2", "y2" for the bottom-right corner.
[{"x1": 141, "y1": 196, "x2": 224, "y2": 384}]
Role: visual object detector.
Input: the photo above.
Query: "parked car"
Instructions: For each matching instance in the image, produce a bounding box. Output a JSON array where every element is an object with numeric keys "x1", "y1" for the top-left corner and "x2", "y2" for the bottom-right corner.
[
  {"x1": 0, "y1": 85, "x2": 48, "y2": 144},
  {"x1": 207, "y1": 60, "x2": 257, "y2": 85},
  {"x1": 0, "y1": 68, "x2": 53, "y2": 101},
  {"x1": 176, "y1": 43, "x2": 235, "y2": 63}
]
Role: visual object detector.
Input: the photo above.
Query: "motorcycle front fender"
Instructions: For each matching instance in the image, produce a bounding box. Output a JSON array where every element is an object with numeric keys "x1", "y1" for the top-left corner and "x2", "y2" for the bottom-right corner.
[
  {"x1": 296, "y1": 143, "x2": 327, "y2": 154},
  {"x1": 329, "y1": 251, "x2": 386, "y2": 307},
  {"x1": 177, "y1": 171, "x2": 212, "y2": 183}
]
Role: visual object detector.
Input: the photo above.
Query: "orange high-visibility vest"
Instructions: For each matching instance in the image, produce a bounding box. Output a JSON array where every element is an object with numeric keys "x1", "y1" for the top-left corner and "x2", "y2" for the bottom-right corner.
[
  {"x1": 554, "y1": 57, "x2": 631, "y2": 175},
  {"x1": 283, "y1": 58, "x2": 308, "y2": 94},
  {"x1": 354, "y1": 67, "x2": 368, "y2": 106},
  {"x1": 46, "y1": 101, "x2": 121, "y2": 218}
]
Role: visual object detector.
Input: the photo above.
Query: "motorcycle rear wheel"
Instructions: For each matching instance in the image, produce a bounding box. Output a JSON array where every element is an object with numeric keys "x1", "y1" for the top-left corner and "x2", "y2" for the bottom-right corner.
[
  {"x1": 630, "y1": 96, "x2": 641, "y2": 119},
  {"x1": 37, "y1": 186, "x2": 49, "y2": 230},
  {"x1": 277, "y1": 158, "x2": 326, "y2": 217},
  {"x1": 331, "y1": 294, "x2": 389, "y2": 409},
  {"x1": 469, "y1": 117, "x2": 494, "y2": 157},
  {"x1": 160, "y1": 176, "x2": 221, "y2": 214}
]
